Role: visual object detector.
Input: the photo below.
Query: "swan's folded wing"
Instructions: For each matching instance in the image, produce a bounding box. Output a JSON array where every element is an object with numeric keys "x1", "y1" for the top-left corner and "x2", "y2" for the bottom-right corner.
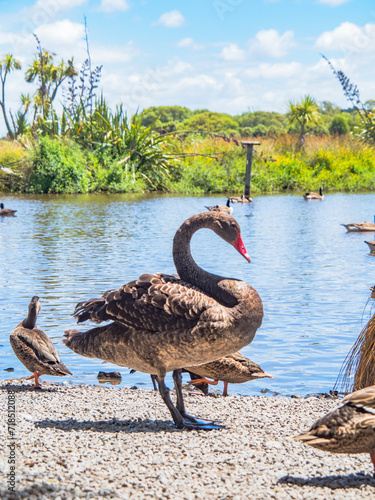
[{"x1": 73, "y1": 272, "x2": 223, "y2": 333}]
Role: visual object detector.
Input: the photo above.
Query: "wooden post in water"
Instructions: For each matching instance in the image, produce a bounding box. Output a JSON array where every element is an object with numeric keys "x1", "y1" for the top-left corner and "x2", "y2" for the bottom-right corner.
[{"x1": 242, "y1": 141, "x2": 260, "y2": 198}]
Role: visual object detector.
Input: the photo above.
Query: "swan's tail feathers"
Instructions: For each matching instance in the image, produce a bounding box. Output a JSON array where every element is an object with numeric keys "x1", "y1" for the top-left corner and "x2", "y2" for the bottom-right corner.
[
  {"x1": 63, "y1": 328, "x2": 108, "y2": 358},
  {"x1": 63, "y1": 323, "x2": 129, "y2": 363},
  {"x1": 72, "y1": 297, "x2": 110, "y2": 324}
]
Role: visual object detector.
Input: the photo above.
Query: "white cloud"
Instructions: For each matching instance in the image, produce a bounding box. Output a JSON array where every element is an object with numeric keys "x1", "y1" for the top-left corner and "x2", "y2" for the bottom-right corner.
[
  {"x1": 177, "y1": 37, "x2": 203, "y2": 50},
  {"x1": 315, "y1": 22, "x2": 375, "y2": 54},
  {"x1": 249, "y1": 29, "x2": 295, "y2": 58},
  {"x1": 155, "y1": 10, "x2": 185, "y2": 28},
  {"x1": 245, "y1": 61, "x2": 302, "y2": 79},
  {"x1": 221, "y1": 43, "x2": 245, "y2": 61},
  {"x1": 35, "y1": 19, "x2": 84, "y2": 50},
  {"x1": 92, "y1": 41, "x2": 138, "y2": 65},
  {"x1": 97, "y1": 0, "x2": 130, "y2": 12},
  {"x1": 317, "y1": 0, "x2": 350, "y2": 6}
]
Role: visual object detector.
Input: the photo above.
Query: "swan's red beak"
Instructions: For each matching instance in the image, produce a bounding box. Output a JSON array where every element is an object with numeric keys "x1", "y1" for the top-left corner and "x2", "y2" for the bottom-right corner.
[{"x1": 232, "y1": 233, "x2": 251, "y2": 262}]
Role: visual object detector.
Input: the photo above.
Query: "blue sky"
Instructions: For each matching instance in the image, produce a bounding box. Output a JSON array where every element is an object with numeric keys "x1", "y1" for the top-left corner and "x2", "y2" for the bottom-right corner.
[{"x1": 0, "y1": 0, "x2": 374, "y2": 126}]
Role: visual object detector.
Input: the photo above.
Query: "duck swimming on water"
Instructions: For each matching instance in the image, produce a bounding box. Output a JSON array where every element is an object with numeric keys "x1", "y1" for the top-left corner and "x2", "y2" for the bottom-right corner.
[
  {"x1": 64, "y1": 211, "x2": 263, "y2": 430},
  {"x1": 0, "y1": 202, "x2": 17, "y2": 216}
]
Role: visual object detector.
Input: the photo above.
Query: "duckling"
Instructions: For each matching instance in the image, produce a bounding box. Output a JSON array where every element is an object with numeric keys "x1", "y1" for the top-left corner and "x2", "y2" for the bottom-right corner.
[
  {"x1": 303, "y1": 187, "x2": 324, "y2": 200},
  {"x1": 0, "y1": 202, "x2": 17, "y2": 216},
  {"x1": 185, "y1": 352, "x2": 272, "y2": 396},
  {"x1": 293, "y1": 385, "x2": 375, "y2": 474},
  {"x1": 9, "y1": 296, "x2": 72, "y2": 388}
]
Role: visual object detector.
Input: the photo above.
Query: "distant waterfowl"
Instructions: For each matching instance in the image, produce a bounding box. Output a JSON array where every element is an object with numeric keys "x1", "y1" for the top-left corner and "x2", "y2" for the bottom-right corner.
[
  {"x1": 303, "y1": 187, "x2": 324, "y2": 200},
  {"x1": 365, "y1": 241, "x2": 375, "y2": 252},
  {"x1": 342, "y1": 223, "x2": 375, "y2": 232},
  {"x1": 228, "y1": 195, "x2": 252, "y2": 203},
  {"x1": 186, "y1": 352, "x2": 272, "y2": 396},
  {"x1": 63, "y1": 211, "x2": 263, "y2": 430},
  {"x1": 9, "y1": 296, "x2": 72, "y2": 388},
  {"x1": 205, "y1": 199, "x2": 233, "y2": 214},
  {"x1": 0, "y1": 202, "x2": 17, "y2": 216},
  {"x1": 293, "y1": 385, "x2": 375, "y2": 474}
]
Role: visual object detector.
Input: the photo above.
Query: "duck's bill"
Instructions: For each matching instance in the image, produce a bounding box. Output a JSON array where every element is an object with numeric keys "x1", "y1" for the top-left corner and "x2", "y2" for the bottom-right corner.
[{"x1": 232, "y1": 234, "x2": 251, "y2": 263}]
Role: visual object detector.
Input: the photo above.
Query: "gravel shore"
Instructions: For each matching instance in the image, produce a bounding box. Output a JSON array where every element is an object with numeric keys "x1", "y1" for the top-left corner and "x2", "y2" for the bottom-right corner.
[{"x1": 1, "y1": 380, "x2": 375, "y2": 500}]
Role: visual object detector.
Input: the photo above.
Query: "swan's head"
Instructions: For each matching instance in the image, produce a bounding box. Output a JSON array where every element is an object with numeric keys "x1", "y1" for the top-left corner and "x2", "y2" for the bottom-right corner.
[{"x1": 211, "y1": 214, "x2": 251, "y2": 263}]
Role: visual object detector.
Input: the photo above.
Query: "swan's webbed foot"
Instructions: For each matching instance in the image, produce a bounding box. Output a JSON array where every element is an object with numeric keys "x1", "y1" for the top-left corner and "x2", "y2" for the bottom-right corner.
[
  {"x1": 155, "y1": 370, "x2": 224, "y2": 430},
  {"x1": 178, "y1": 412, "x2": 224, "y2": 430}
]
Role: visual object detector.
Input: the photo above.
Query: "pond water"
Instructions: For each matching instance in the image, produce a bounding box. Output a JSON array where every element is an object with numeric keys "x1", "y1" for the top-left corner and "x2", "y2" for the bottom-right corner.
[{"x1": 1, "y1": 192, "x2": 375, "y2": 397}]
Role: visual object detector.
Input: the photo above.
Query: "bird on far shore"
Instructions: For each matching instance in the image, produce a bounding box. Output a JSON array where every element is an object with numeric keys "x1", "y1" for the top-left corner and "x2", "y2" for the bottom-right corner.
[
  {"x1": 303, "y1": 187, "x2": 324, "y2": 200},
  {"x1": 205, "y1": 199, "x2": 233, "y2": 214},
  {"x1": 9, "y1": 296, "x2": 72, "y2": 388},
  {"x1": 0, "y1": 202, "x2": 17, "y2": 216},
  {"x1": 293, "y1": 385, "x2": 375, "y2": 475},
  {"x1": 228, "y1": 195, "x2": 252, "y2": 203}
]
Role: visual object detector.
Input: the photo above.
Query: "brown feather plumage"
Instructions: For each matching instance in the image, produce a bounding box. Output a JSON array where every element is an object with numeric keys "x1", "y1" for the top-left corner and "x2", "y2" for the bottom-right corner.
[{"x1": 293, "y1": 386, "x2": 375, "y2": 470}]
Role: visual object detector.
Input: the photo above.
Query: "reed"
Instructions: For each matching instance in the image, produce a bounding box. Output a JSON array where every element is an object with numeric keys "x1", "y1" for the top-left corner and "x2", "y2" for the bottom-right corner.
[{"x1": 334, "y1": 289, "x2": 375, "y2": 394}]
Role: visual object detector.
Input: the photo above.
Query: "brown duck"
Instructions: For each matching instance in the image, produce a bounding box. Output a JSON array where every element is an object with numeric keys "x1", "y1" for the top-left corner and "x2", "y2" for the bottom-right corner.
[
  {"x1": 293, "y1": 385, "x2": 375, "y2": 474},
  {"x1": 64, "y1": 211, "x2": 263, "y2": 430},
  {"x1": 9, "y1": 296, "x2": 72, "y2": 388},
  {"x1": 0, "y1": 202, "x2": 17, "y2": 216},
  {"x1": 186, "y1": 352, "x2": 272, "y2": 396}
]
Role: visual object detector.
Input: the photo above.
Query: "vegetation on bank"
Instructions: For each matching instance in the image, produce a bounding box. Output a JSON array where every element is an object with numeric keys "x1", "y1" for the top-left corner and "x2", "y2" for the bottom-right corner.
[{"x1": 0, "y1": 39, "x2": 375, "y2": 195}]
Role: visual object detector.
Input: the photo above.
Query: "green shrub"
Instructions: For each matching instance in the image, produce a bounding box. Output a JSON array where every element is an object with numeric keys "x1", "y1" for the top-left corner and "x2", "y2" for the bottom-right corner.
[
  {"x1": 26, "y1": 137, "x2": 92, "y2": 194},
  {"x1": 329, "y1": 115, "x2": 349, "y2": 135}
]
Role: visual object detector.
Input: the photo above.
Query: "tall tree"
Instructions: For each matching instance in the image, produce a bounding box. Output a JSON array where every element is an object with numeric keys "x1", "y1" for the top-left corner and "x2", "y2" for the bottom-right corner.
[
  {"x1": 0, "y1": 54, "x2": 21, "y2": 139},
  {"x1": 286, "y1": 95, "x2": 321, "y2": 149},
  {"x1": 25, "y1": 36, "x2": 76, "y2": 129}
]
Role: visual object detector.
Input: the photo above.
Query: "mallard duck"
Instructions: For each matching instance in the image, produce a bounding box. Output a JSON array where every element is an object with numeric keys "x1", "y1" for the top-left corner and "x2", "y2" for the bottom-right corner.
[
  {"x1": 293, "y1": 385, "x2": 375, "y2": 474},
  {"x1": 185, "y1": 352, "x2": 272, "y2": 396},
  {"x1": 303, "y1": 187, "x2": 324, "y2": 200},
  {"x1": 9, "y1": 296, "x2": 72, "y2": 388},
  {"x1": 228, "y1": 195, "x2": 252, "y2": 203},
  {"x1": 205, "y1": 199, "x2": 233, "y2": 214},
  {"x1": 342, "y1": 222, "x2": 375, "y2": 232},
  {"x1": 365, "y1": 241, "x2": 375, "y2": 252},
  {"x1": 64, "y1": 211, "x2": 263, "y2": 430},
  {"x1": 0, "y1": 202, "x2": 17, "y2": 216}
]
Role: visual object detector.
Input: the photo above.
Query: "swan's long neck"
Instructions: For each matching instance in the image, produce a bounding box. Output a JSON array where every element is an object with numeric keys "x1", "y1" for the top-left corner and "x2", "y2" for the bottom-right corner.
[
  {"x1": 173, "y1": 217, "x2": 238, "y2": 307},
  {"x1": 22, "y1": 305, "x2": 39, "y2": 329}
]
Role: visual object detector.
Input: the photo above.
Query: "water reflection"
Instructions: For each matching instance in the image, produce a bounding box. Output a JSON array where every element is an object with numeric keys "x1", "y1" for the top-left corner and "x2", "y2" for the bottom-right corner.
[{"x1": 1, "y1": 192, "x2": 375, "y2": 396}]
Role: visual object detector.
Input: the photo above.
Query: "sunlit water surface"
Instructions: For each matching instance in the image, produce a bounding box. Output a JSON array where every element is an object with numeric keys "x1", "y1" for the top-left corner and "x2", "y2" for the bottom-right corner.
[{"x1": 1, "y1": 192, "x2": 375, "y2": 396}]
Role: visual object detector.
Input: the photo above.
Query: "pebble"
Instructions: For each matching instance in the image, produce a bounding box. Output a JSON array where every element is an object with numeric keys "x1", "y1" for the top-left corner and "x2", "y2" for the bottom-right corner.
[{"x1": 1, "y1": 380, "x2": 375, "y2": 499}]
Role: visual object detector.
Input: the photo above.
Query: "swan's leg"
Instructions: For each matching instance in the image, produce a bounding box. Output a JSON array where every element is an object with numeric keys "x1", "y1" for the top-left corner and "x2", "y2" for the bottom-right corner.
[
  {"x1": 172, "y1": 370, "x2": 224, "y2": 430},
  {"x1": 151, "y1": 375, "x2": 158, "y2": 391},
  {"x1": 157, "y1": 375, "x2": 185, "y2": 428}
]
